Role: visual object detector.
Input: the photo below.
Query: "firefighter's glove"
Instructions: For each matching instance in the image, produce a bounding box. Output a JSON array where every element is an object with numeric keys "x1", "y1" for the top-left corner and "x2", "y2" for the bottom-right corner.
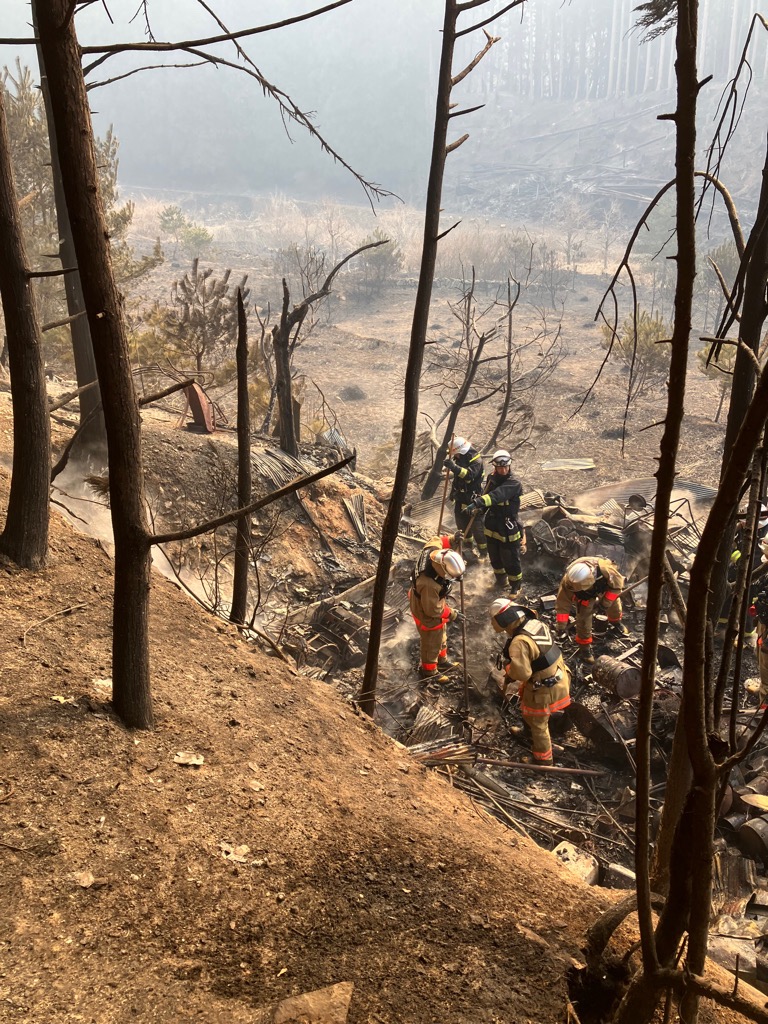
[
  {"x1": 452, "y1": 530, "x2": 464, "y2": 546},
  {"x1": 465, "y1": 498, "x2": 483, "y2": 514},
  {"x1": 451, "y1": 609, "x2": 465, "y2": 623},
  {"x1": 444, "y1": 458, "x2": 458, "y2": 473}
]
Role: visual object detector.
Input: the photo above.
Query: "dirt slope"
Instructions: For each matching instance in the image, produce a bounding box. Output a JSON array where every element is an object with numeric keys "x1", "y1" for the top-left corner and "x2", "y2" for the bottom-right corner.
[{"x1": 0, "y1": 415, "x2": 755, "y2": 1024}]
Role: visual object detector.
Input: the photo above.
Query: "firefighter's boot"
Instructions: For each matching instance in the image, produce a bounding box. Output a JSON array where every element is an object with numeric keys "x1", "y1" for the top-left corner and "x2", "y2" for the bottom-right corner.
[
  {"x1": 418, "y1": 666, "x2": 450, "y2": 685},
  {"x1": 437, "y1": 654, "x2": 459, "y2": 672},
  {"x1": 608, "y1": 620, "x2": 630, "y2": 638},
  {"x1": 577, "y1": 644, "x2": 595, "y2": 665}
]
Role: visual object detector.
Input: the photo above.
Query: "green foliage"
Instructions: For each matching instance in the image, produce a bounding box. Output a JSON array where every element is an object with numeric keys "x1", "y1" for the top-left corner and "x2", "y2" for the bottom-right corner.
[
  {"x1": 141, "y1": 259, "x2": 249, "y2": 376},
  {"x1": 347, "y1": 228, "x2": 403, "y2": 299},
  {"x1": 634, "y1": 0, "x2": 677, "y2": 41},
  {"x1": 158, "y1": 205, "x2": 213, "y2": 258},
  {"x1": 2, "y1": 61, "x2": 162, "y2": 367},
  {"x1": 600, "y1": 309, "x2": 671, "y2": 399}
]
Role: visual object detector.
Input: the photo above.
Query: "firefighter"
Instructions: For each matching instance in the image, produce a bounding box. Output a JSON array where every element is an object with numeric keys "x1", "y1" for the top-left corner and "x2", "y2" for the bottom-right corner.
[
  {"x1": 465, "y1": 450, "x2": 525, "y2": 595},
  {"x1": 490, "y1": 598, "x2": 571, "y2": 766},
  {"x1": 555, "y1": 557, "x2": 629, "y2": 664},
  {"x1": 751, "y1": 588, "x2": 768, "y2": 710},
  {"x1": 721, "y1": 504, "x2": 768, "y2": 647},
  {"x1": 443, "y1": 436, "x2": 487, "y2": 561},
  {"x1": 409, "y1": 536, "x2": 466, "y2": 684}
]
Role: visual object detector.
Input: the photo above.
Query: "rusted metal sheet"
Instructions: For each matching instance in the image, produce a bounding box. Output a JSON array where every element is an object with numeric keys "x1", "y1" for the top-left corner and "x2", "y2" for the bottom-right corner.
[{"x1": 184, "y1": 382, "x2": 215, "y2": 433}]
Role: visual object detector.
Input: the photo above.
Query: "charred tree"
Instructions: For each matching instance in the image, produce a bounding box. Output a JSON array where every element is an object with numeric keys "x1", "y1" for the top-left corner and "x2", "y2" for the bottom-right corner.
[
  {"x1": 359, "y1": 1, "x2": 520, "y2": 716},
  {"x1": 272, "y1": 240, "x2": 386, "y2": 458},
  {"x1": 35, "y1": 1, "x2": 154, "y2": 729},
  {"x1": 420, "y1": 268, "x2": 493, "y2": 499},
  {"x1": 707, "y1": 139, "x2": 768, "y2": 632},
  {"x1": 0, "y1": 87, "x2": 50, "y2": 570},
  {"x1": 31, "y1": 0, "x2": 105, "y2": 451},
  {"x1": 230, "y1": 290, "x2": 251, "y2": 625}
]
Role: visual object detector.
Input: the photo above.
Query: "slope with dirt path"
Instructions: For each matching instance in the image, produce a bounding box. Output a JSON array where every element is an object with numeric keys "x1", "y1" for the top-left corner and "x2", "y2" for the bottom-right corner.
[{"x1": 0, "y1": 392, "x2": 754, "y2": 1024}]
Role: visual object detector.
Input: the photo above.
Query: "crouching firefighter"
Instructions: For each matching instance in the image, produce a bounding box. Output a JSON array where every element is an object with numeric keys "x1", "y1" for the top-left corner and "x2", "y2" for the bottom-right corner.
[
  {"x1": 490, "y1": 599, "x2": 571, "y2": 766},
  {"x1": 555, "y1": 557, "x2": 629, "y2": 664},
  {"x1": 409, "y1": 536, "x2": 466, "y2": 684}
]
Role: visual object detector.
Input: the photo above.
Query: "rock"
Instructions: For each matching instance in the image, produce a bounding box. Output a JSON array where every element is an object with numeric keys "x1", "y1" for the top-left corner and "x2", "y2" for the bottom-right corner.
[
  {"x1": 552, "y1": 841, "x2": 599, "y2": 885},
  {"x1": 603, "y1": 863, "x2": 637, "y2": 889},
  {"x1": 273, "y1": 982, "x2": 354, "y2": 1024}
]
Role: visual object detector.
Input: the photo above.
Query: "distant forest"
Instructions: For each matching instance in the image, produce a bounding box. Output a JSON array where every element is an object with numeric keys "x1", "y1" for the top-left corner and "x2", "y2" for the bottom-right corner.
[{"x1": 45, "y1": 0, "x2": 763, "y2": 205}]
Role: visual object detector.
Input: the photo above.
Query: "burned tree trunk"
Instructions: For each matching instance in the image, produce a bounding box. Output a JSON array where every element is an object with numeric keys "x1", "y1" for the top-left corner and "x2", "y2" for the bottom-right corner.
[
  {"x1": 273, "y1": 279, "x2": 299, "y2": 458},
  {"x1": 708, "y1": 139, "x2": 768, "y2": 632},
  {"x1": 230, "y1": 290, "x2": 251, "y2": 625},
  {"x1": 32, "y1": 0, "x2": 105, "y2": 451},
  {"x1": 0, "y1": 88, "x2": 50, "y2": 569},
  {"x1": 36, "y1": 1, "x2": 154, "y2": 729},
  {"x1": 359, "y1": 2, "x2": 512, "y2": 714}
]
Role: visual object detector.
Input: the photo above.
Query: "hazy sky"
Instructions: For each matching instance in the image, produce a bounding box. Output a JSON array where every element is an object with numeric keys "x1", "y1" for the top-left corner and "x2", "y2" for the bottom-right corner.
[{"x1": 0, "y1": 1, "x2": 763, "y2": 211}]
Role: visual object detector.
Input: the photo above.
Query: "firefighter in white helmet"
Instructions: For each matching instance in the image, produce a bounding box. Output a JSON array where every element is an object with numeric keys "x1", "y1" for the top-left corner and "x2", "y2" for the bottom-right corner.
[
  {"x1": 465, "y1": 450, "x2": 525, "y2": 595},
  {"x1": 409, "y1": 536, "x2": 466, "y2": 684},
  {"x1": 490, "y1": 598, "x2": 571, "y2": 766},
  {"x1": 555, "y1": 557, "x2": 629, "y2": 664},
  {"x1": 443, "y1": 436, "x2": 487, "y2": 561}
]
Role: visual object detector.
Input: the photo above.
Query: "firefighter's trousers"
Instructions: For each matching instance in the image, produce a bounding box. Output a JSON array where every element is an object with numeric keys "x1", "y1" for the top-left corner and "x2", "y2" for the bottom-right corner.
[
  {"x1": 455, "y1": 504, "x2": 487, "y2": 556},
  {"x1": 487, "y1": 537, "x2": 522, "y2": 590},
  {"x1": 574, "y1": 594, "x2": 623, "y2": 644},
  {"x1": 521, "y1": 676, "x2": 571, "y2": 764},
  {"x1": 412, "y1": 618, "x2": 447, "y2": 672}
]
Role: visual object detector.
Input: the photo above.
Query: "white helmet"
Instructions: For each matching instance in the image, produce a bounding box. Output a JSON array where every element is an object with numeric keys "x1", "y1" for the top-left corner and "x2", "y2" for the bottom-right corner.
[
  {"x1": 492, "y1": 449, "x2": 512, "y2": 467},
  {"x1": 450, "y1": 436, "x2": 471, "y2": 456},
  {"x1": 489, "y1": 598, "x2": 533, "y2": 633},
  {"x1": 431, "y1": 549, "x2": 466, "y2": 579},
  {"x1": 565, "y1": 560, "x2": 595, "y2": 589}
]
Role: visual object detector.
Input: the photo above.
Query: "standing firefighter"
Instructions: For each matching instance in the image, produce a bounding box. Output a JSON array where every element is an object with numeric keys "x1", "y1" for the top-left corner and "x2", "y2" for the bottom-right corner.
[
  {"x1": 466, "y1": 450, "x2": 525, "y2": 595},
  {"x1": 490, "y1": 599, "x2": 571, "y2": 766},
  {"x1": 555, "y1": 557, "x2": 629, "y2": 664},
  {"x1": 409, "y1": 536, "x2": 466, "y2": 684},
  {"x1": 443, "y1": 436, "x2": 487, "y2": 561}
]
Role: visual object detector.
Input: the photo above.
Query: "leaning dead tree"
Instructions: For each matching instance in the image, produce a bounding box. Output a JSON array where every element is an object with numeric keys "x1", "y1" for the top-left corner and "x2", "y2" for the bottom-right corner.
[
  {"x1": 418, "y1": 273, "x2": 565, "y2": 499},
  {"x1": 272, "y1": 240, "x2": 387, "y2": 458},
  {"x1": 0, "y1": 85, "x2": 50, "y2": 569},
  {"x1": 359, "y1": 0, "x2": 526, "y2": 717},
  {"x1": 584, "y1": 6, "x2": 768, "y2": 1023}
]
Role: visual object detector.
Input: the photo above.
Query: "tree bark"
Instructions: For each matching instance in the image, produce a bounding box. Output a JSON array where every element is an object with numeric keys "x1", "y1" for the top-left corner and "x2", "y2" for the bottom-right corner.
[
  {"x1": 359, "y1": 0, "x2": 460, "y2": 715},
  {"x1": 273, "y1": 279, "x2": 299, "y2": 458},
  {"x1": 36, "y1": 1, "x2": 154, "y2": 729},
  {"x1": 32, "y1": 0, "x2": 106, "y2": 451},
  {"x1": 0, "y1": 88, "x2": 50, "y2": 570},
  {"x1": 230, "y1": 290, "x2": 251, "y2": 625},
  {"x1": 708, "y1": 137, "x2": 768, "y2": 631}
]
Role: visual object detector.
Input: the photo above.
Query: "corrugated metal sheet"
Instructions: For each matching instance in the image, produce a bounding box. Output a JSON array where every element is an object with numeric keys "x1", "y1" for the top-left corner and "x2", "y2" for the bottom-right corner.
[{"x1": 574, "y1": 478, "x2": 717, "y2": 512}]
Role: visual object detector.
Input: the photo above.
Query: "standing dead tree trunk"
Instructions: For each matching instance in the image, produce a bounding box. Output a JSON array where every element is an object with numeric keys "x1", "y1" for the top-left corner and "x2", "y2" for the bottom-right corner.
[
  {"x1": 272, "y1": 240, "x2": 386, "y2": 457},
  {"x1": 420, "y1": 268, "x2": 496, "y2": 499},
  {"x1": 32, "y1": 0, "x2": 105, "y2": 451},
  {"x1": 35, "y1": 1, "x2": 155, "y2": 729},
  {"x1": 230, "y1": 290, "x2": 251, "y2": 625},
  {"x1": 0, "y1": 87, "x2": 50, "y2": 570},
  {"x1": 359, "y1": 0, "x2": 524, "y2": 716}
]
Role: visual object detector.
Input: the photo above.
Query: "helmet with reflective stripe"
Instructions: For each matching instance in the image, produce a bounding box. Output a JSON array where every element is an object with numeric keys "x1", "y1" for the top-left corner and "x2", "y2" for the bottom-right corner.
[
  {"x1": 565, "y1": 560, "x2": 595, "y2": 589},
  {"x1": 431, "y1": 549, "x2": 466, "y2": 579},
  {"x1": 492, "y1": 449, "x2": 512, "y2": 467},
  {"x1": 450, "y1": 436, "x2": 471, "y2": 456},
  {"x1": 489, "y1": 598, "x2": 535, "y2": 633}
]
